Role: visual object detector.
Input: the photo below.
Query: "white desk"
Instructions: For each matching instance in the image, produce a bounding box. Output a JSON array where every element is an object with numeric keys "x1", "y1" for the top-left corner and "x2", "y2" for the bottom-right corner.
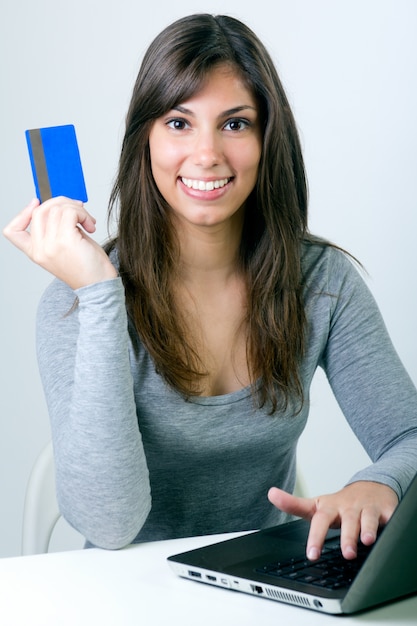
[{"x1": 0, "y1": 533, "x2": 416, "y2": 625}]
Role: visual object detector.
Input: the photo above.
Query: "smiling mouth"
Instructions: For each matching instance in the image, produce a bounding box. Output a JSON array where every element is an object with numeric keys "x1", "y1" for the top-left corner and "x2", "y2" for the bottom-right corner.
[{"x1": 180, "y1": 177, "x2": 232, "y2": 191}]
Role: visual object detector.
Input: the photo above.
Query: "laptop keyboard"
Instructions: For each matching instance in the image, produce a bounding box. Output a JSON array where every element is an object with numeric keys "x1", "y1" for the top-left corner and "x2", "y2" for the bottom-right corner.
[{"x1": 255, "y1": 539, "x2": 371, "y2": 590}]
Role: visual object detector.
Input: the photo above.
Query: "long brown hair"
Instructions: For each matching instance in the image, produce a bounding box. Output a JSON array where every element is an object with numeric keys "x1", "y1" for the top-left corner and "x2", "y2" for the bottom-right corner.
[{"x1": 107, "y1": 14, "x2": 309, "y2": 413}]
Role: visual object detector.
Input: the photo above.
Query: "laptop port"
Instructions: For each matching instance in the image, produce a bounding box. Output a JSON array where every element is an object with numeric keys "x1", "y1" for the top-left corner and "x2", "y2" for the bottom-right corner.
[
  {"x1": 251, "y1": 584, "x2": 264, "y2": 594},
  {"x1": 206, "y1": 575, "x2": 217, "y2": 582},
  {"x1": 188, "y1": 570, "x2": 202, "y2": 578}
]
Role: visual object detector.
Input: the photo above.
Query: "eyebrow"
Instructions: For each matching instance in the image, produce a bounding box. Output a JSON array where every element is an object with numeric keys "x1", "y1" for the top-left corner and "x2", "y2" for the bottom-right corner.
[{"x1": 172, "y1": 104, "x2": 257, "y2": 117}]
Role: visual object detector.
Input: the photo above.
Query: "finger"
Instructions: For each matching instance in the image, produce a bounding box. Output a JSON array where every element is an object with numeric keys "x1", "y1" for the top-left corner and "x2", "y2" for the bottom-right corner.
[
  {"x1": 58, "y1": 201, "x2": 95, "y2": 240},
  {"x1": 359, "y1": 507, "x2": 380, "y2": 546},
  {"x1": 29, "y1": 202, "x2": 61, "y2": 261},
  {"x1": 339, "y1": 508, "x2": 361, "y2": 559},
  {"x1": 78, "y1": 210, "x2": 96, "y2": 234},
  {"x1": 5, "y1": 198, "x2": 40, "y2": 231},
  {"x1": 2, "y1": 199, "x2": 40, "y2": 252},
  {"x1": 30, "y1": 199, "x2": 95, "y2": 253},
  {"x1": 340, "y1": 483, "x2": 398, "y2": 556},
  {"x1": 306, "y1": 506, "x2": 338, "y2": 560},
  {"x1": 40, "y1": 197, "x2": 96, "y2": 234},
  {"x1": 268, "y1": 487, "x2": 314, "y2": 519},
  {"x1": 40, "y1": 201, "x2": 80, "y2": 248}
]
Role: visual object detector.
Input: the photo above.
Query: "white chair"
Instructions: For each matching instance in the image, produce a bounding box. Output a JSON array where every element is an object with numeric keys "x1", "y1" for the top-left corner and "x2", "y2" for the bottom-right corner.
[
  {"x1": 21, "y1": 441, "x2": 61, "y2": 555},
  {"x1": 294, "y1": 469, "x2": 308, "y2": 498}
]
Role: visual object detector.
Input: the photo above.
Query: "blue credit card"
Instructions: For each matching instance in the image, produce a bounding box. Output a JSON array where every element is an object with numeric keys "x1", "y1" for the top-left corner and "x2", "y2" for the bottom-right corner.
[{"x1": 25, "y1": 124, "x2": 88, "y2": 203}]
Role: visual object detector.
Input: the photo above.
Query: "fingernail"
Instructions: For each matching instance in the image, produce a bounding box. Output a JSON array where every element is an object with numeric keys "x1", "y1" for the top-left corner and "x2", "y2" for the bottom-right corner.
[
  {"x1": 345, "y1": 545, "x2": 357, "y2": 559},
  {"x1": 308, "y1": 547, "x2": 320, "y2": 561}
]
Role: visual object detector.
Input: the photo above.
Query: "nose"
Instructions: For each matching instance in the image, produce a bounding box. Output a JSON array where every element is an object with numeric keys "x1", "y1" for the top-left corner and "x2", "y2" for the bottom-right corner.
[{"x1": 192, "y1": 129, "x2": 222, "y2": 168}]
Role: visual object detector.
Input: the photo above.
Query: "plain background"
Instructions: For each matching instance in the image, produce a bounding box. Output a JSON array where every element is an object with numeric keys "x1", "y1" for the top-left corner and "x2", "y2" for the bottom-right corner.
[{"x1": 1, "y1": 0, "x2": 416, "y2": 557}]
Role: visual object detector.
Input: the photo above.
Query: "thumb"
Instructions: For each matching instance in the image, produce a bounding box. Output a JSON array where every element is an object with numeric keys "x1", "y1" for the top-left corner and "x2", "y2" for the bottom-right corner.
[
  {"x1": 3, "y1": 198, "x2": 40, "y2": 253},
  {"x1": 268, "y1": 487, "x2": 314, "y2": 520}
]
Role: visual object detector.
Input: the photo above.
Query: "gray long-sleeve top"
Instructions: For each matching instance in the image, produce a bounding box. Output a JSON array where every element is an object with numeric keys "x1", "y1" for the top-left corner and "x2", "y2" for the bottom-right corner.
[{"x1": 36, "y1": 242, "x2": 417, "y2": 549}]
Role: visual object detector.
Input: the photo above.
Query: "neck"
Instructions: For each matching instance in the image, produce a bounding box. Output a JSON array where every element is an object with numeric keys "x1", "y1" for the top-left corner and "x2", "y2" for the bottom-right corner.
[{"x1": 174, "y1": 217, "x2": 244, "y2": 287}]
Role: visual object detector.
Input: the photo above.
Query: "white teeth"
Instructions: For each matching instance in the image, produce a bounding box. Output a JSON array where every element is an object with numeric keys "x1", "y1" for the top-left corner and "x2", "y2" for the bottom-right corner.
[{"x1": 181, "y1": 177, "x2": 230, "y2": 191}]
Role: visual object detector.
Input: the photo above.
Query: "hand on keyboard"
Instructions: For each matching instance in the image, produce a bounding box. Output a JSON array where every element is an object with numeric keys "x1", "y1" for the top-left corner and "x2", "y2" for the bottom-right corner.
[{"x1": 267, "y1": 480, "x2": 398, "y2": 561}]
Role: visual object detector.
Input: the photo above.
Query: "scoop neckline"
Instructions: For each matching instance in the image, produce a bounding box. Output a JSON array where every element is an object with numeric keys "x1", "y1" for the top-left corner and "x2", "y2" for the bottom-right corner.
[{"x1": 187, "y1": 381, "x2": 258, "y2": 406}]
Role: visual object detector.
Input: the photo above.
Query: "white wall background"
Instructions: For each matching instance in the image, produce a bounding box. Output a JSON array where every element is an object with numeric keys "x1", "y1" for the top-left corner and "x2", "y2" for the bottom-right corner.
[{"x1": 1, "y1": 0, "x2": 416, "y2": 558}]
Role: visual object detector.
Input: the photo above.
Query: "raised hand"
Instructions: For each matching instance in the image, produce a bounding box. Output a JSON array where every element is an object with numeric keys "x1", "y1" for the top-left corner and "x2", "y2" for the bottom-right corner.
[{"x1": 3, "y1": 197, "x2": 117, "y2": 290}]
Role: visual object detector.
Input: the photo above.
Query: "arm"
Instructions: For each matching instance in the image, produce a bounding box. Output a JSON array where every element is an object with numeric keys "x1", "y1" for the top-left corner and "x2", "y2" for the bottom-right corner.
[
  {"x1": 37, "y1": 278, "x2": 151, "y2": 549},
  {"x1": 323, "y1": 250, "x2": 417, "y2": 494},
  {"x1": 4, "y1": 198, "x2": 151, "y2": 548},
  {"x1": 270, "y1": 247, "x2": 417, "y2": 559}
]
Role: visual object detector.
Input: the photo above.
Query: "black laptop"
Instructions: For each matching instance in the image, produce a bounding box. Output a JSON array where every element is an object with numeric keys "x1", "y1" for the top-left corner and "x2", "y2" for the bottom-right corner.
[{"x1": 168, "y1": 473, "x2": 417, "y2": 614}]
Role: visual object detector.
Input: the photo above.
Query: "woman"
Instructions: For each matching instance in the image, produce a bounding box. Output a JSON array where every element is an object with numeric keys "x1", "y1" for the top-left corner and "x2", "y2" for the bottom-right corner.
[{"x1": 4, "y1": 14, "x2": 417, "y2": 559}]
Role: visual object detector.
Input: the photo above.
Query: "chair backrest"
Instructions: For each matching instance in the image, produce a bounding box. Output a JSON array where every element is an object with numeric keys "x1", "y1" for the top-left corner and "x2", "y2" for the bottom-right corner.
[
  {"x1": 294, "y1": 469, "x2": 308, "y2": 498},
  {"x1": 21, "y1": 441, "x2": 61, "y2": 555}
]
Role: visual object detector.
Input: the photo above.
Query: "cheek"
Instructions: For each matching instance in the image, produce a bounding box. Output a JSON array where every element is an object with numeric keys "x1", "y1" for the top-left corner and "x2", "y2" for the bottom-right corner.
[
  {"x1": 237, "y1": 145, "x2": 261, "y2": 197},
  {"x1": 236, "y1": 141, "x2": 262, "y2": 175},
  {"x1": 150, "y1": 154, "x2": 179, "y2": 197},
  {"x1": 149, "y1": 131, "x2": 173, "y2": 175},
  {"x1": 150, "y1": 138, "x2": 183, "y2": 174}
]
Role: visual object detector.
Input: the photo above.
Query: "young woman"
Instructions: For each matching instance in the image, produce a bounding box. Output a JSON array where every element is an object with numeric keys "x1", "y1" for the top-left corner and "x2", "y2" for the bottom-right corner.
[{"x1": 4, "y1": 14, "x2": 417, "y2": 561}]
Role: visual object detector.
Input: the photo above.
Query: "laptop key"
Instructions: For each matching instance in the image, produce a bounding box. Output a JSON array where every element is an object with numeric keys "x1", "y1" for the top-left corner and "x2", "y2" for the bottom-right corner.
[{"x1": 297, "y1": 574, "x2": 319, "y2": 584}]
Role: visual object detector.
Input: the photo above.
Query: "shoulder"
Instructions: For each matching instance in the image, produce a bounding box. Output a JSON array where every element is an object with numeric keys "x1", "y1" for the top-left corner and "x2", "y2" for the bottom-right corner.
[
  {"x1": 301, "y1": 238, "x2": 361, "y2": 290},
  {"x1": 300, "y1": 238, "x2": 375, "y2": 326}
]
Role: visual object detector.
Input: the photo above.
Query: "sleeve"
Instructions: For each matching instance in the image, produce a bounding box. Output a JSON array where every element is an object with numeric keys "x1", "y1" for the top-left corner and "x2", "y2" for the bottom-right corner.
[
  {"x1": 36, "y1": 277, "x2": 151, "y2": 549},
  {"x1": 319, "y1": 250, "x2": 417, "y2": 499}
]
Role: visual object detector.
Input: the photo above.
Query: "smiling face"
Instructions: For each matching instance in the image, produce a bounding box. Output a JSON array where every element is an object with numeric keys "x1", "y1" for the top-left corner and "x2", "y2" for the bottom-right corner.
[{"x1": 148, "y1": 64, "x2": 262, "y2": 234}]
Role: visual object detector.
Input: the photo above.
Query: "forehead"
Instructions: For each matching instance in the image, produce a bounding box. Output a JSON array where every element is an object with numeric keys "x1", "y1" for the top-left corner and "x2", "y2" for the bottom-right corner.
[{"x1": 175, "y1": 63, "x2": 258, "y2": 109}]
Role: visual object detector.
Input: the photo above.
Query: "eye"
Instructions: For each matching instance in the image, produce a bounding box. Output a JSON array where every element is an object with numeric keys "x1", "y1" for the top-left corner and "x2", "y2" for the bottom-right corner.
[
  {"x1": 223, "y1": 118, "x2": 251, "y2": 132},
  {"x1": 166, "y1": 118, "x2": 189, "y2": 130}
]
